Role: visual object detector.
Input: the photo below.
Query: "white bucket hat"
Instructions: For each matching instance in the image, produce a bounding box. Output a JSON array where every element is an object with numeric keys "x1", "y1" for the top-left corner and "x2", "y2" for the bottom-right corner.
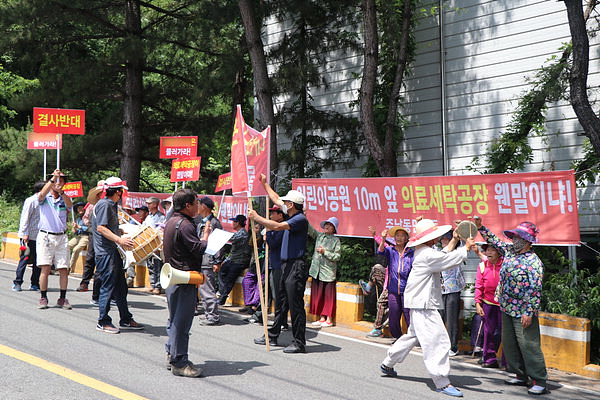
[
  {"x1": 103, "y1": 177, "x2": 128, "y2": 190},
  {"x1": 280, "y1": 189, "x2": 305, "y2": 205},
  {"x1": 406, "y1": 219, "x2": 452, "y2": 247},
  {"x1": 320, "y1": 216, "x2": 339, "y2": 233}
]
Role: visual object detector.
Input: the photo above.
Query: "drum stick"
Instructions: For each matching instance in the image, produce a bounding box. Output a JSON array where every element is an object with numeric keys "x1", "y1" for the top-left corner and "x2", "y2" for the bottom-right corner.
[
  {"x1": 472, "y1": 319, "x2": 484, "y2": 357},
  {"x1": 247, "y1": 196, "x2": 270, "y2": 351}
]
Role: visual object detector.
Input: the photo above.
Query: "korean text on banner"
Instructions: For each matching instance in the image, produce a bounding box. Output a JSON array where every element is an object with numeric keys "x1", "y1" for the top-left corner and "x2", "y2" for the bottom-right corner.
[
  {"x1": 292, "y1": 170, "x2": 580, "y2": 245},
  {"x1": 159, "y1": 136, "x2": 198, "y2": 159},
  {"x1": 215, "y1": 172, "x2": 232, "y2": 192},
  {"x1": 33, "y1": 108, "x2": 85, "y2": 135},
  {"x1": 63, "y1": 181, "x2": 83, "y2": 198},
  {"x1": 125, "y1": 192, "x2": 248, "y2": 232},
  {"x1": 27, "y1": 132, "x2": 62, "y2": 149},
  {"x1": 170, "y1": 157, "x2": 201, "y2": 182},
  {"x1": 230, "y1": 105, "x2": 270, "y2": 197}
]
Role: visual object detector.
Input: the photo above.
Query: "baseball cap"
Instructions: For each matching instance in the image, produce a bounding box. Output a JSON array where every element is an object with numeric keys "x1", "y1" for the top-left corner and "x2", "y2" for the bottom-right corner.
[
  {"x1": 280, "y1": 190, "x2": 305, "y2": 205},
  {"x1": 229, "y1": 215, "x2": 247, "y2": 224}
]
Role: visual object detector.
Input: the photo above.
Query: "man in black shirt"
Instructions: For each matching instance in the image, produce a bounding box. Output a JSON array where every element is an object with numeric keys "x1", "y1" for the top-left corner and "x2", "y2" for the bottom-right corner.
[{"x1": 163, "y1": 189, "x2": 210, "y2": 377}]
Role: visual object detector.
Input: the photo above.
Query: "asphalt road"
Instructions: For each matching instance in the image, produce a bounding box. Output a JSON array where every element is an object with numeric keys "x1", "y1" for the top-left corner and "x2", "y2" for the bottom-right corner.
[{"x1": 1, "y1": 260, "x2": 597, "y2": 400}]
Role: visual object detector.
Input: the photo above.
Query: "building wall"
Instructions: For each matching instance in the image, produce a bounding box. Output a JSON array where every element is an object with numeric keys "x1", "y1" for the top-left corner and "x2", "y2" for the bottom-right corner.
[{"x1": 262, "y1": 0, "x2": 600, "y2": 236}]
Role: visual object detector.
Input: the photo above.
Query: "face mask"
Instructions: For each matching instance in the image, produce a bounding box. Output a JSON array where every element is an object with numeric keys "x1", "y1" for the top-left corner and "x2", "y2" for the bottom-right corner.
[{"x1": 512, "y1": 236, "x2": 530, "y2": 253}]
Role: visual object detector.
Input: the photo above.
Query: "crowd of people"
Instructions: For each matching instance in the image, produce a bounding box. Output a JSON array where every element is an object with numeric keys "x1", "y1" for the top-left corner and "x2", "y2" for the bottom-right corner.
[{"x1": 10, "y1": 169, "x2": 549, "y2": 396}]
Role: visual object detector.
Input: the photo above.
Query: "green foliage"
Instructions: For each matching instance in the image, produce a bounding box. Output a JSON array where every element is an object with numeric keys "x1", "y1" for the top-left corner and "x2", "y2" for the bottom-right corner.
[
  {"x1": 0, "y1": 63, "x2": 38, "y2": 125},
  {"x1": 336, "y1": 238, "x2": 376, "y2": 283},
  {"x1": 573, "y1": 138, "x2": 600, "y2": 184},
  {"x1": 267, "y1": 0, "x2": 362, "y2": 179},
  {"x1": 0, "y1": 194, "x2": 21, "y2": 234},
  {"x1": 468, "y1": 44, "x2": 571, "y2": 174}
]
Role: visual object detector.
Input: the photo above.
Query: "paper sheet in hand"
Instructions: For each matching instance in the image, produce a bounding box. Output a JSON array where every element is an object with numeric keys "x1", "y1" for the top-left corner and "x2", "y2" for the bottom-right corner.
[{"x1": 206, "y1": 228, "x2": 234, "y2": 255}]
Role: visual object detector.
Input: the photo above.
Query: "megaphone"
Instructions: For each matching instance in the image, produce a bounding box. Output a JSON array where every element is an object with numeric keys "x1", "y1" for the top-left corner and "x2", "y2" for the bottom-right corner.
[{"x1": 160, "y1": 263, "x2": 204, "y2": 288}]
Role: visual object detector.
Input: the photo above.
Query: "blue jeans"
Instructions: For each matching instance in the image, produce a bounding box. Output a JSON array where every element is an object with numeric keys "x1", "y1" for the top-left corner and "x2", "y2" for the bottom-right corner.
[
  {"x1": 14, "y1": 240, "x2": 41, "y2": 286},
  {"x1": 165, "y1": 284, "x2": 197, "y2": 367},
  {"x1": 96, "y1": 250, "x2": 133, "y2": 325}
]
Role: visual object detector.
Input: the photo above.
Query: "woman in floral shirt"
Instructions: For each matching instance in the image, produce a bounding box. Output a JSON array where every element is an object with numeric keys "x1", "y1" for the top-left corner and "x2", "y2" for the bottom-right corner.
[{"x1": 474, "y1": 217, "x2": 548, "y2": 396}]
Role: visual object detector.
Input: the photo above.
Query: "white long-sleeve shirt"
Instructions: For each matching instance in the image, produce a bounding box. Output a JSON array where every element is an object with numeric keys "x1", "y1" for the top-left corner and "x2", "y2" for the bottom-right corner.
[
  {"x1": 18, "y1": 193, "x2": 41, "y2": 240},
  {"x1": 404, "y1": 245, "x2": 468, "y2": 310}
]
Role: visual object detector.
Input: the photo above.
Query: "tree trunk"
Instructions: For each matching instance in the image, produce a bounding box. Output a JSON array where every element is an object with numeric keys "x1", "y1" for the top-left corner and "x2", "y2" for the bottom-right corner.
[
  {"x1": 565, "y1": 0, "x2": 600, "y2": 157},
  {"x1": 238, "y1": 0, "x2": 279, "y2": 185},
  {"x1": 383, "y1": 0, "x2": 414, "y2": 177},
  {"x1": 121, "y1": 0, "x2": 144, "y2": 190},
  {"x1": 359, "y1": 0, "x2": 387, "y2": 175}
]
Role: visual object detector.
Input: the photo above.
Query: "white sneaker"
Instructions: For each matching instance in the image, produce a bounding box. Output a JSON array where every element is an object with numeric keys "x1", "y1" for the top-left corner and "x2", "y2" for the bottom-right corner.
[
  {"x1": 311, "y1": 320, "x2": 323, "y2": 326},
  {"x1": 449, "y1": 350, "x2": 459, "y2": 357}
]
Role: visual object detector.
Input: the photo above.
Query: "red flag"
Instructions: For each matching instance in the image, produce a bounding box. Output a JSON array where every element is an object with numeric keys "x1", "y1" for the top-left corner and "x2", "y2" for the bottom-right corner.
[
  {"x1": 231, "y1": 105, "x2": 250, "y2": 195},
  {"x1": 230, "y1": 105, "x2": 271, "y2": 196}
]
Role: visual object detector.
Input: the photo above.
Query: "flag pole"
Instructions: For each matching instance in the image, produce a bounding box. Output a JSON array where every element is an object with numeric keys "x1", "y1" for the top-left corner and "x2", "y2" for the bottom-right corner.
[
  {"x1": 56, "y1": 134, "x2": 60, "y2": 169},
  {"x1": 264, "y1": 197, "x2": 270, "y2": 327},
  {"x1": 43, "y1": 149, "x2": 47, "y2": 179},
  {"x1": 247, "y1": 195, "x2": 270, "y2": 351}
]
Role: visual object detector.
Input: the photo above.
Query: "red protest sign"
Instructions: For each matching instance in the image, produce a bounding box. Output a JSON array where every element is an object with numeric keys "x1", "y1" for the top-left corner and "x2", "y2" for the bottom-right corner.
[
  {"x1": 215, "y1": 172, "x2": 232, "y2": 192},
  {"x1": 33, "y1": 107, "x2": 85, "y2": 135},
  {"x1": 230, "y1": 105, "x2": 270, "y2": 196},
  {"x1": 63, "y1": 181, "x2": 83, "y2": 198},
  {"x1": 293, "y1": 170, "x2": 580, "y2": 245},
  {"x1": 170, "y1": 157, "x2": 201, "y2": 182},
  {"x1": 27, "y1": 132, "x2": 62, "y2": 149},
  {"x1": 160, "y1": 136, "x2": 198, "y2": 159}
]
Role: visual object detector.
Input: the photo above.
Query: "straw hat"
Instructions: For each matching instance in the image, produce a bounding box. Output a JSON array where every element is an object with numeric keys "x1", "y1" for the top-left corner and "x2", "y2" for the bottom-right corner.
[
  {"x1": 406, "y1": 219, "x2": 452, "y2": 247},
  {"x1": 87, "y1": 180, "x2": 105, "y2": 205},
  {"x1": 388, "y1": 226, "x2": 410, "y2": 237}
]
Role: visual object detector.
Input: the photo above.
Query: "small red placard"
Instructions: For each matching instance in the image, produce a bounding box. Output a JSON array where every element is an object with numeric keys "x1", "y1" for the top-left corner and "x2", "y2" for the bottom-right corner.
[
  {"x1": 33, "y1": 107, "x2": 85, "y2": 135},
  {"x1": 215, "y1": 172, "x2": 232, "y2": 192},
  {"x1": 160, "y1": 136, "x2": 198, "y2": 159},
  {"x1": 170, "y1": 157, "x2": 201, "y2": 182},
  {"x1": 27, "y1": 132, "x2": 62, "y2": 149},
  {"x1": 63, "y1": 181, "x2": 83, "y2": 198}
]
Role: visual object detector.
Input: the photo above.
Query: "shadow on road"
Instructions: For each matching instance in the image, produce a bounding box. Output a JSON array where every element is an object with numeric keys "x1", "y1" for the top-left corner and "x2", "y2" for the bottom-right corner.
[{"x1": 201, "y1": 360, "x2": 268, "y2": 376}]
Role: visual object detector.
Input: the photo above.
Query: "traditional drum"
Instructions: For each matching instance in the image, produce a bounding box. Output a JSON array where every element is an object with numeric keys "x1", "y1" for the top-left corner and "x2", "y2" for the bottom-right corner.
[
  {"x1": 456, "y1": 220, "x2": 478, "y2": 240},
  {"x1": 129, "y1": 225, "x2": 162, "y2": 264}
]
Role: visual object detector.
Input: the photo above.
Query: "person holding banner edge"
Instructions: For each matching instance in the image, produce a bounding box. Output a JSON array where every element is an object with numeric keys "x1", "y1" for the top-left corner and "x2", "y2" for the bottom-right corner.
[
  {"x1": 249, "y1": 174, "x2": 309, "y2": 354},
  {"x1": 473, "y1": 216, "x2": 548, "y2": 395}
]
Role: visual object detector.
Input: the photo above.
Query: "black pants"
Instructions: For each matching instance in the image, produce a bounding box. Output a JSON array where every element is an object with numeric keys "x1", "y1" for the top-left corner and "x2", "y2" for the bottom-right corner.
[
  {"x1": 268, "y1": 259, "x2": 308, "y2": 347},
  {"x1": 165, "y1": 284, "x2": 197, "y2": 368},
  {"x1": 253, "y1": 268, "x2": 288, "y2": 325},
  {"x1": 218, "y1": 260, "x2": 245, "y2": 303},
  {"x1": 81, "y1": 241, "x2": 101, "y2": 300},
  {"x1": 441, "y1": 291, "x2": 461, "y2": 352},
  {"x1": 14, "y1": 240, "x2": 40, "y2": 286}
]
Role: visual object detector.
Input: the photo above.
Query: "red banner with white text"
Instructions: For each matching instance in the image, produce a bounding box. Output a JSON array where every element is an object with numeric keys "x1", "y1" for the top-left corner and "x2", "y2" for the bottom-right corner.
[
  {"x1": 27, "y1": 132, "x2": 62, "y2": 149},
  {"x1": 292, "y1": 171, "x2": 580, "y2": 245},
  {"x1": 125, "y1": 192, "x2": 248, "y2": 232}
]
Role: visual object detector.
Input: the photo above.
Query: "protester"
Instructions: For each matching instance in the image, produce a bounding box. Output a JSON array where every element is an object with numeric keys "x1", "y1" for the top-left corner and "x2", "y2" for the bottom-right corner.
[
  {"x1": 439, "y1": 230, "x2": 466, "y2": 356},
  {"x1": 360, "y1": 226, "x2": 393, "y2": 338},
  {"x1": 377, "y1": 226, "x2": 414, "y2": 338},
  {"x1": 218, "y1": 214, "x2": 250, "y2": 306},
  {"x1": 239, "y1": 223, "x2": 264, "y2": 315},
  {"x1": 475, "y1": 217, "x2": 548, "y2": 395},
  {"x1": 36, "y1": 169, "x2": 73, "y2": 309},
  {"x1": 380, "y1": 219, "x2": 475, "y2": 398},
  {"x1": 135, "y1": 205, "x2": 149, "y2": 224},
  {"x1": 245, "y1": 205, "x2": 289, "y2": 330},
  {"x1": 474, "y1": 242, "x2": 505, "y2": 368},
  {"x1": 308, "y1": 216, "x2": 341, "y2": 328},
  {"x1": 163, "y1": 189, "x2": 210, "y2": 377},
  {"x1": 92, "y1": 177, "x2": 143, "y2": 333},
  {"x1": 77, "y1": 182, "x2": 103, "y2": 300},
  {"x1": 145, "y1": 197, "x2": 166, "y2": 295},
  {"x1": 68, "y1": 202, "x2": 89, "y2": 273},
  {"x1": 250, "y1": 174, "x2": 309, "y2": 354},
  {"x1": 12, "y1": 181, "x2": 45, "y2": 292},
  {"x1": 194, "y1": 196, "x2": 225, "y2": 326}
]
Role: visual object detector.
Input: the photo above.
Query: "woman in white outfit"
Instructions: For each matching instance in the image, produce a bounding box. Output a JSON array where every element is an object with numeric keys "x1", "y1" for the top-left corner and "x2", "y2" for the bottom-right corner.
[{"x1": 380, "y1": 219, "x2": 475, "y2": 398}]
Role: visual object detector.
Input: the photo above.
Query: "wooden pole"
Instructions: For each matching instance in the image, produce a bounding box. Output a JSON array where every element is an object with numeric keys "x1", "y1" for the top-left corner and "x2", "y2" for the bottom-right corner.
[
  {"x1": 56, "y1": 134, "x2": 60, "y2": 169},
  {"x1": 264, "y1": 197, "x2": 270, "y2": 323},
  {"x1": 43, "y1": 149, "x2": 47, "y2": 179},
  {"x1": 247, "y1": 196, "x2": 270, "y2": 351}
]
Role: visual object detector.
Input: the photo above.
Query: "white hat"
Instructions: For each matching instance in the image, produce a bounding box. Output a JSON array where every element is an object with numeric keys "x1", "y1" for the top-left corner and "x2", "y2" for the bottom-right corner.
[
  {"x1": 280, "y1": 189, "x2": 305, "y2": 205},
  {"x1": 103, "y1": 177, "x2": 128, "y2": 190},
  {"x1": 320, "y1": 217, "x2": 339, "y2": 233},
  {"x1": 406, "y1": 219, "x2": 452, "y2": 247}
]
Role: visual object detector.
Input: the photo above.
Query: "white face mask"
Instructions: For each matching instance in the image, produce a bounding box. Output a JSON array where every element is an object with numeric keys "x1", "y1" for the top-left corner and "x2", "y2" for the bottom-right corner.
[{"x1": 512, "y1": 236, "x2": 530, "y2": 253}]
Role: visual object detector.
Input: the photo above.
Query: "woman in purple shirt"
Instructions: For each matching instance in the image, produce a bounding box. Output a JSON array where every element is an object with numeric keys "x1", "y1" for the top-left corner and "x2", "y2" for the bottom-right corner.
[{"x1": 377, "y1": 226, "x2": 414, "y2": 338}]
